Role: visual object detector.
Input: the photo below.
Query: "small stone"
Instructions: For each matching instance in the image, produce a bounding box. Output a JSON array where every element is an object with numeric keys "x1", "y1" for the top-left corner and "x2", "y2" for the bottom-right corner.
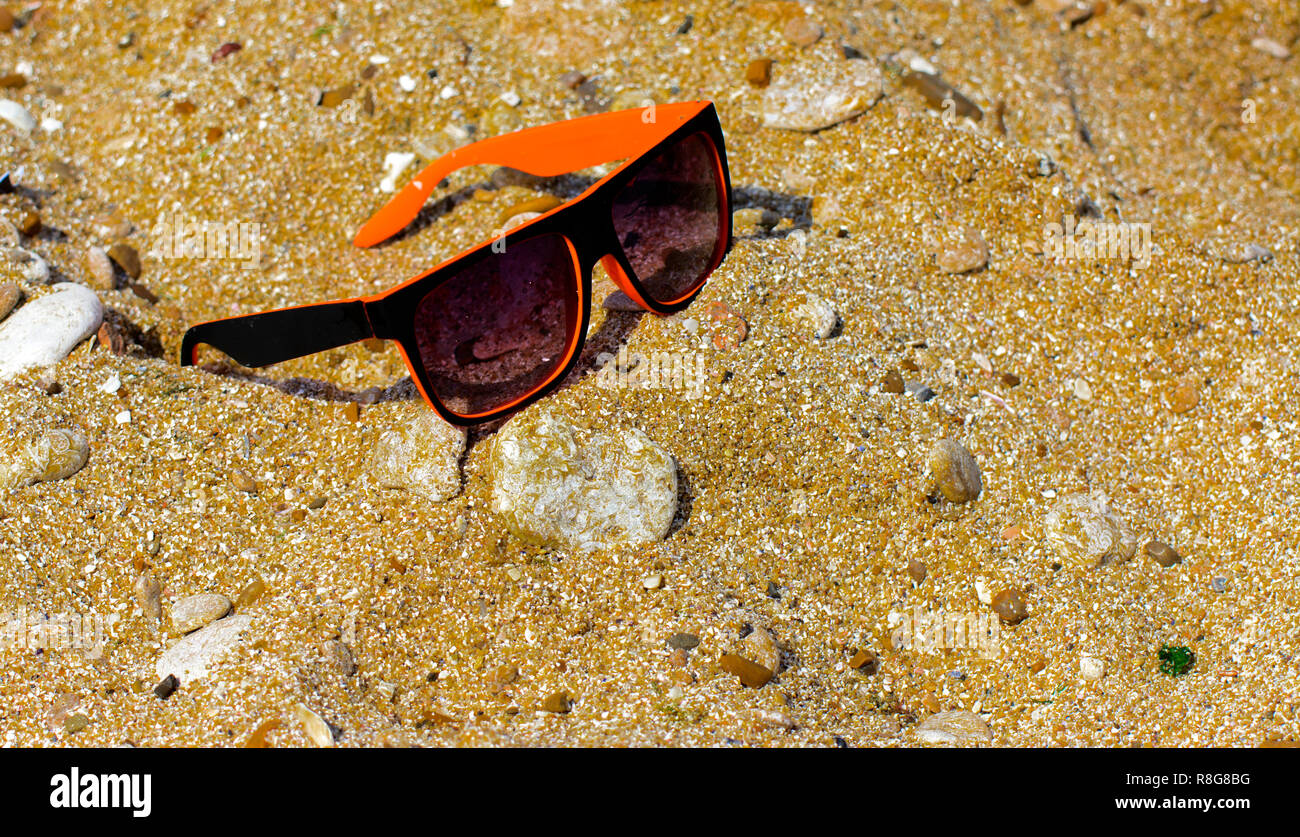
[
  {"x1": 489, "y1": 408, "x2": 677, "y2": 551},
  {"x1": 0, "y1": 98, "x2": 36, "y2": 135},
  {"x1": 916, "y1": 710, "x2": 992, "y2": 746},
  {"x1": 880, "y1": 369, "x2": 904, "y2": 394},
  {"x1": 928, "y1": 439, "x2": 982, "y2": 503},
  {"x1": 63, "y1": 713, "x2": 90, "y2": 736},
  {"x1": 378, "y1": 151, "x2": 415, "y2": 192},
  {"x1": 369, "y1": 409, "x2": 467, "y2": 501},
  {"x1": 974, "y1": 577, "x2": 993, "y2": 606},
  {"x1": 173, "y1": 99, "x2": 197, "y2": 116},
  {"x1": 211, "y1": 42, "x2": 242, "y2": 62},
  {"x1": 848, "y1": 649, "x2": 878, "y2": 673},
  {"x1": 745, "y1": 57, "x2": 773, "y2": 88},
  {"x1": 1168, "y1": 379, "x2": 1199, "y2": 414},
  {"x1": 169, "y1": 593, "x2": 232, "y2": 634},
  {"x1": 1080, "y1": 655, "x2": 1105, "y2": 680},
  {"x1": 667, "y1": 633, "x2": 699, "y2": 650},
  {"x1": 155, "y1": 614, "x2": 253, "y2": 683},
  {"x1": 792, "y1": 293, "x2": 839, "y2": 338},
  {"x1": 991, "y1": 588, "x2": 1028, "y2": 624},
  {"x1": 1251, "y1": 37, "x2": 1291, "y2": 60},
  {"x1": 761, "y1": 47, "x2": 884, "y2": 131},
  {"x1": 293, "y1": 703, "x2": 335, "y2": 747},
  {"x1": 905, "y1": 381, "x2": 935, "y2": 402},
  {"x1": 642, "y1": 573, "x2": 663, "y2": 590},
  {"x1": 318, "y1": 86, "x2": 355, "y2": 108},
  {"x1": 107, "y1": 243, "x2": 141, "y2": 279},
  {"x1": 0, "y1": 282, "x2": 19, "y2": 321},
  {"x1": 234, "y1": 578, "x2": 266, "y2": 610},
  {"x1": 907, "y1": 558, "x2": 927, "y2": 584},
  {"x1": 782, "y1": 17, "x2": 823, "y2": 47},
  {"x1": 153, "y1": 675, "x2": 179, "y2": 700},
  {"x1": 541, "y1": 690, "x2": 572, "y2": 713},
  {"x1": 83, "y1": 247, "x2": 116, "y2": 290},
  {"x1": 16, "y1": 209, "x2": 40, "y2": 237},
  {"x1": 720, "y1": 653, "x2": 774, "y2": 688},
  {"x1": 0, "y1": 73, "x2": 26, "y2": 89},
  {"x1": 1044, "y1": 490, "x2": 1138, "y2": 568},
  {"x1": 134, "y1": 572, "x2": 162, "y2": 619},
  {"x1": 937, "y1": 228, "x2": 989, "y2": 274},
  {"x1": 752, "y1": 709, "x2": 795, "y2": 730},
  {"x1": 1145, "y1": 540, "x2": 1182, "y2": 567},
  {"x1": 229, "y1": 469, "x2": 258, "y2": 494},
  {"x1": 742, "y1": 626, "x2": 782, "y2": 674}
]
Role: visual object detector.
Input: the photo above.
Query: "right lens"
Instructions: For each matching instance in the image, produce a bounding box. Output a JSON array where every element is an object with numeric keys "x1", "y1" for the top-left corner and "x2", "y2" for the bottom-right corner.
[
  {"x1": 413, "y1": 233, "x2": 580, "y2": 417},
  {"x1": 611, "y1": 131, "x2": 724, "y2": 305}
]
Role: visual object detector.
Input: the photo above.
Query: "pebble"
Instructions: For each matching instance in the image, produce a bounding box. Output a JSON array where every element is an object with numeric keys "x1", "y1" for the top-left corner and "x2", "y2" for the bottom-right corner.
[
  {"x1": 489, "y1": 408, "x2": 678, "y2": 551},
  {"x1": 745, "y1": 57, "x2": 773, "y2": 88},
  {"x1": 1145, "y1": 540, "x2": 1182, "y2": 567},
  {"x1": 234, "y1": 578, "x2": 266, "y2": 610},
  {"x1": 153, "y1": 675, "x2": 179, "y2": 700},
  {"x1": 541, "y1": 690, "x2": 572, "y2": 713},
  {"x1": 169, "y1": 593, "x2": 232, "y2": 634},
  {"x1": 0, "y1": 98, "x2": 35, "y2": 135},
  {"x1": 63, "y1": 714, "x2": 90, "y2": 735},
  {"x1": 720, "y1": 653, "x2": 774, "y2": 688},
  {"x1": 1080, "y1": 655, "x2": 1106, "y2": 680},
  {"x1": 991, "y1": 588, "x2": 1028, "y2": 624},
  {"x1": 229, "y1": 469, "x2": 258, "y2": 494},
  {"x1": 753, "y1": 709, "x2": 795, "y2": 731},
  {"x1": 668, "y1": 633, "x2": 699, "y2": 650},
  {"x1": 1167, "y1": 379, "x2": 1199, "y2": 414},
  {"x1": 368, "y1": 409, "x2": 467, "y2": 501},
  {"x1": 782, "y1": 17, "x2": 823, "y2": 47},
  {"x1": 293, "y1": 703, "x2": 335, "y2": 747},
  {"x1": 16, "y1": 209, "x2": 39, "y2": 237},
  {"x1": 742, "y1": 626, "x2": 782, "y2": 674},
  {"x1": 379, "y1": 151, "x2": 416, "y2": 193},
  {"x1": 2, "y1": 428, "x2": 89, "y2": 489},
  {"x1": 761, "y1": 48, "x2": 884, "y2": 131},
  {"x1": 1251, "y1": 37, "x2": 1291, "y2": 60},
  {"x1": 107, "y1": 242, "x2": 141, "y2": 279},
  {"x1": 134, "y1": 572, "x2": 162, "y2": 619},
  {"x1": 792, "y1": 293, "x2": 839, "y2": 338},
  {"x1": 155, "y1": 614, "x2": 253, "y2": 684},
  {"x1": 849, "y1": 649, "x2": 878, "y2": 673},
  {"x1": 915, "y1": 710, "x2": 992, "y2": 745},
  {"x1": 880, "y1": 369, "x2": 904, "y2": 394},
  {"x1": 5, "y1": 246, "x2": 48, "y2": 282},
  {"x1": 907, "y1": 558, "x2": 927, "y2": 584},
  {"x1": 1043, "y1": 490, "x2": 1138, "y2": 568},
  {"x1": 927, "y1": 438, "x2": 982, "y2": 503},
  {"x1": 937, "y1": 228, "x2": 989, "y2": 274},
  {"x1": 0, "y1": 281, "x2": 19, "y2": 321},
  {"x1": 322, "y1": 640, "x2": 357, "y2": 676},
  {"x1": 905, "y1": 381, "x2": 934, "y2": 402}
]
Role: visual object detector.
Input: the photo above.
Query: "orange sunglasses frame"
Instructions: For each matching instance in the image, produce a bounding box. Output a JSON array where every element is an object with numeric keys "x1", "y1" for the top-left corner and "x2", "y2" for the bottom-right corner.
[{"x1": 180, "y1": 100, "x2": 733, "y2": 426}]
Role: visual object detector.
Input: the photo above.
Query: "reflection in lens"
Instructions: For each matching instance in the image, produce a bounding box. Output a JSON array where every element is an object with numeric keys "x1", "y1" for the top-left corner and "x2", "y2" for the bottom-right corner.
[
  {"x1": 413, "y1": 233, "x2": 579, "y2": 416},
  {"x1": 611, "y1": 132, "x2": 724, "y2": 304}
]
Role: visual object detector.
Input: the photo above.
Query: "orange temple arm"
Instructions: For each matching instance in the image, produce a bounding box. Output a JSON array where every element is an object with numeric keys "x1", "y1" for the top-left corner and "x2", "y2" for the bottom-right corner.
[{"x1": 352, "y1": 101, "x2": 711, "y2": 248}]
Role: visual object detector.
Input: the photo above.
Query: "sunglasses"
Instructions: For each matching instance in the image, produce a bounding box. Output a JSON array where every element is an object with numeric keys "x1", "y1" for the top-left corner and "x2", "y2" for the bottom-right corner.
[{"x1": 180, "y1": 100, "x2": 733, "y2": 426}]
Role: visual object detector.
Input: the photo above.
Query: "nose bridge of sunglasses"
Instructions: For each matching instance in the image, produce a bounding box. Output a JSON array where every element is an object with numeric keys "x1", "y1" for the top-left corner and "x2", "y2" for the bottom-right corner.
[{"x1": 352, "y1": 102, "x2": 713, "y2": 249}]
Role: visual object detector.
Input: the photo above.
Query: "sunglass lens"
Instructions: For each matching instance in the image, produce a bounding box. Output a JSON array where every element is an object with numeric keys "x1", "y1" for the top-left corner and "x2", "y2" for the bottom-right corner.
[
  {"x1": 413, "y1": 233, "x2": 581, "y2": 417},
  {"x1": 610, "y1": 131, "x2": 726, "y2": 305}
]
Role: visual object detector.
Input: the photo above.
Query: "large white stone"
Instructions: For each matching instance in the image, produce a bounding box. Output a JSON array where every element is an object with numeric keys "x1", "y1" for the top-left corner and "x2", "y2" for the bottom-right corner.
[
  {"x1": 0, "y1": 284, "x2": 103, "y2": 381},
  {"x1": 155, "y1": 615, "x2": 253, "y2": 684}
]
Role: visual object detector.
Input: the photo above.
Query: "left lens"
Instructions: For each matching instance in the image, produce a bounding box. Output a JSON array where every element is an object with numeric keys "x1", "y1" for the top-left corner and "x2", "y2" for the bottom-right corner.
[
  {"x1": 412, "y1": 233, "x2": 580, "y2": 417},
  {"x1": 610, "y1": 131, "x2": 726, "y2": 305}
]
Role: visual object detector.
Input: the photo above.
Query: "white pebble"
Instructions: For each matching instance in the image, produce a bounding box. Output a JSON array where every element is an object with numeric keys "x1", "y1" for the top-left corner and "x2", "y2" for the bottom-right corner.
[
  {"x1": 0, "y1": 284, "x2": 103, "y2": 381},
  {"x1": 0, "y1": 99, "x2": 36, "y2": 135},
  {"x1": 115, "y1": 410, "x2": 132, "y2": 425},
  {"x1": 1080, "y1": 655, "x2": 1106, "y2": 680},
  {"x1": 500, "y1": 91, "x2": 521, "y2": 107},
  {"x1": 439, "y1": 85, "x2": 458, "y2": 100},
  {"x1": 379, "y1": 151, "x2": 416, "y2": 193},
  {"x1": 99, "y1": 374, "x2": 121, "y2": 394},
  {"x1": 398, "y1": 74, "x2": 417, "y2": 92}
]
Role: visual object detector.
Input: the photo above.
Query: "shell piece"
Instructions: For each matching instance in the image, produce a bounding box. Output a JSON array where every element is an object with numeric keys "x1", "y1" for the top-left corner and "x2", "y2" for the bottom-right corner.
[
  {"x1": 488, "y1": 407, "x2": 678, "y2": 552},
  {"x1": 1044, "y1": 490, "x2": 1138, "y2": 568},
  {"x1": 4, "y1": 428, "x2": 90, "y2": 489},
  {"x1": 762, "y1": 49, "x2": 884, "y2": 131}
]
